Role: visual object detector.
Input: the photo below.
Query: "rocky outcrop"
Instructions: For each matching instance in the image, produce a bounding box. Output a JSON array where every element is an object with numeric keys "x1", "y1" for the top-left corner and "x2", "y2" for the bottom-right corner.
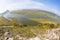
[{"x1": 0, "y1": 28, "x2": 60, "y2": 40}]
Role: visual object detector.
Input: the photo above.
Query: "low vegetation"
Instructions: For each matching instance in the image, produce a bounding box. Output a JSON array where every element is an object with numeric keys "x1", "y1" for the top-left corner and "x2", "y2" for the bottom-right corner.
[
  {"x1": 0, "y1": 10, "x2": 60, "y2": 39},
  {"x1": 0, "y1": 19, "x2": 60, "y2": 38}
]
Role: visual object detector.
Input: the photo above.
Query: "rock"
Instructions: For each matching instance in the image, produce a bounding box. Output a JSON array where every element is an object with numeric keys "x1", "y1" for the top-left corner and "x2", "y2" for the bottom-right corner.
[
  {"x1": 29, "y1": 36, "x2": 40, "y2": 40},
  {"x1": 7, "y1": 37, "x2": 13, "y2": 40},
  {"x1": 4, "y1": 32, "x2": 9, "y2": 36},
  {"x1": 0, "y1": 28, "x2": 60, "y2": 40},
  {"x1": 43, "y1": 28, "x2": 60, "y2": 40}
]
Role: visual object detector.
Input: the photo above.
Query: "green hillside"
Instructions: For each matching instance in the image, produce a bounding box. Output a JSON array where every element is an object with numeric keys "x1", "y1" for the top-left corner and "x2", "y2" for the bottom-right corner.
[{"x1": 0, "y1": 16, "x2": 11, "y2": 26}]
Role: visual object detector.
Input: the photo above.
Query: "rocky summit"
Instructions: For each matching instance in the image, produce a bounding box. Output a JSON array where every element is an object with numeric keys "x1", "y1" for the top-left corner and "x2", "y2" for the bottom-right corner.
[{"x1": 0, "y1": 28, "x2": 60, "y2": 40}]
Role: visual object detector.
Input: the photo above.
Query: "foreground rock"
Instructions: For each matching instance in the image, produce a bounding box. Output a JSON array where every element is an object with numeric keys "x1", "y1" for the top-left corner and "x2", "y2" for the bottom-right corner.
[{"x1": 0, "y1": 28, "x2": 60, "y2": 40}]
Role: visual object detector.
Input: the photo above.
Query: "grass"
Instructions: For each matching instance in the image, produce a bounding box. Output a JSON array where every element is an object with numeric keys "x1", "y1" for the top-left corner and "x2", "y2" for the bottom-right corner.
[
  {"x1": 0, "y1": 16, "x2": 60, "y2": 38},
  {"x1": 0, "y1": 22, "x2": 60, "y2": 38},
  {"x1": 27, "y1": 18, "x2": 58, "y2": 25}
]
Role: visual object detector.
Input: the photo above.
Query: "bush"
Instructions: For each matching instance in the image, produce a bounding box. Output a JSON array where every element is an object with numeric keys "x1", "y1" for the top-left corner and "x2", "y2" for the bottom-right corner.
[{"x1": 49, "y1": 24, "x2": 54, "y2": 28}]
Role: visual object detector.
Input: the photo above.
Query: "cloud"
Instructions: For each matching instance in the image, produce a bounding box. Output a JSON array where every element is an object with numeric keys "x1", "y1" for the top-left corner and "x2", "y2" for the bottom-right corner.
[
  {"x1": 0, "y1": 0, "x2": 60, "y2": 15},
  {"x1": 0, "y1": 0, "x2": 45, "y2": 10}
]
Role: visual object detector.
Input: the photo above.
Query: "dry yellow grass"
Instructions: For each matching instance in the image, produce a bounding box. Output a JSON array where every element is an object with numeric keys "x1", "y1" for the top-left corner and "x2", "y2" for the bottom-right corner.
[
  {"x1": 0, "y1": 16, "x2": 9, "y2": 24},
  {"x1": 27, "y1": 18, "x2": 58, "y2": 25}
]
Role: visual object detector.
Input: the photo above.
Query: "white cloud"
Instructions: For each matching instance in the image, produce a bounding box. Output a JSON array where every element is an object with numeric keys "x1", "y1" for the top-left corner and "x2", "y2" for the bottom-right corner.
[
  {"x1": 2, "y1": 0, "x2": 44, "y2": 10},
  {"x1": 0, "y1": 0, "x2": 45, "y2": 11},
  {"x1": 0, "y1": 0, "x2": 60, "y2": 15}
]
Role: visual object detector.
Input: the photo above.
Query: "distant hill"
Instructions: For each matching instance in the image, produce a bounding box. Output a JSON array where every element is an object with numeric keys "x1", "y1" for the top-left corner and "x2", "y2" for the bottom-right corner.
[
  {"x1": 0, "y1": 9, "x2": 60, "y2": 26},
  {"x1": 11, "y1": 9, "x2": 60, "y2": 23}
]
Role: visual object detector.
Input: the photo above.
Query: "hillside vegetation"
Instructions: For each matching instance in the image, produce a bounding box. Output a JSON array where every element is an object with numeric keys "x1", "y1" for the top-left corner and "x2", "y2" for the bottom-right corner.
[{"x1": 0, "y1": 9, "x2": 60, "y2": 40}]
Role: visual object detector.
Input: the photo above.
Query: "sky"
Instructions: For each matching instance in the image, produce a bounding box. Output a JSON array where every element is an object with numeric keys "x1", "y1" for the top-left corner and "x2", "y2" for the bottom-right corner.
[{"x1": 0, "y1": 0, "x2": 60, "y2": 15}]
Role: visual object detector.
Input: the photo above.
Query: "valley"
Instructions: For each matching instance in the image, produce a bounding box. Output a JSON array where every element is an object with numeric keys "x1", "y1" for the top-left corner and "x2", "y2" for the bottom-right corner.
[{"x1": 0, "y1": 9, "x2": 60, "y2": 40}]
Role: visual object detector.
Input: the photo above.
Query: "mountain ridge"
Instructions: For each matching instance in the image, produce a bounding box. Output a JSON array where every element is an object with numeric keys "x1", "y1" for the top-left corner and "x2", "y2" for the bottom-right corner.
[{"x1": 0, "y1": 9, "x2": 60, "y2": 26}]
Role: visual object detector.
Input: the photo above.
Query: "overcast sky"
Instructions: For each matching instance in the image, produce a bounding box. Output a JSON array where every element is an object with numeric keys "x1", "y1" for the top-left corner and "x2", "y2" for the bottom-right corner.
[{"x1": 0, "y1": 0, "x2": 60, "y2": 15}]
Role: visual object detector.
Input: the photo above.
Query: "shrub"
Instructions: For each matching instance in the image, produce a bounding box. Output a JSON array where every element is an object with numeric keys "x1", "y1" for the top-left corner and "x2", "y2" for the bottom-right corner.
[{"x1": 49, "y1": 24, "x2": 54, "y2": 28}]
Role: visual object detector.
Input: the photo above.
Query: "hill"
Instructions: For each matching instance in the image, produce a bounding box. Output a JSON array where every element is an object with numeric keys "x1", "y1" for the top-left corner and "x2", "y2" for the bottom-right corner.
[
  {"x1": 10, "y1": 9, "x2": 60, "y2": 25},
  {"x1": 0, "y1": 9, "x2": 60, "y2": 26},
  {"x1": 0, "y1": 9, "x2": 60, "y2": 40},
  {"x1": 0, "y1": 16, "x2": 11, "y2": 26}
]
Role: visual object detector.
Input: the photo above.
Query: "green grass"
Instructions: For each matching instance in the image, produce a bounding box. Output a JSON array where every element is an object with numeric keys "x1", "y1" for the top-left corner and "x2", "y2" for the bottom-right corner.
[{"x1": 0, "y1": 22, "x2": 60, "y2": 38}]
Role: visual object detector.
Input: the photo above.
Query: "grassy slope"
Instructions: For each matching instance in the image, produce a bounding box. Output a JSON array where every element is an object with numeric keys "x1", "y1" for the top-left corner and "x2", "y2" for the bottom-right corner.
[
  {"x1": 0, "y1": 16, "x2": 10, "y2": 26},
  {"x1": 27, "y1": 18, "x2": 58, "y2": 24},
  {"x1": 0, "y1": 16, "x2": 60, "y2": 38},
  {"x1": 0, "y1": 22, "x2": 60, "y2": 38}
]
